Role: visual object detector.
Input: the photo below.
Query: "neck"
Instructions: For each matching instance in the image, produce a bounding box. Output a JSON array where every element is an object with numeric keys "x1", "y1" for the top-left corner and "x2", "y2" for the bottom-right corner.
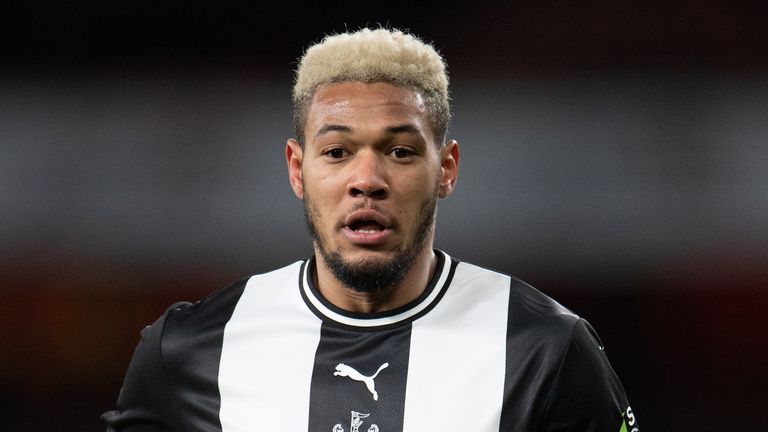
[{"x1": 313, "y1": 247, "x2": 438, "y2": 314}]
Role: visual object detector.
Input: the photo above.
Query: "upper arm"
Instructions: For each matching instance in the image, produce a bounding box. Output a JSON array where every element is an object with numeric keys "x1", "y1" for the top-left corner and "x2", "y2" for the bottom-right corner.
[
  {"x1": 538, "y1": 319, "x2": 639, "y2": 431},
  {"x1": 102, "y1": 305, "x2": 185, "y2": 432}
]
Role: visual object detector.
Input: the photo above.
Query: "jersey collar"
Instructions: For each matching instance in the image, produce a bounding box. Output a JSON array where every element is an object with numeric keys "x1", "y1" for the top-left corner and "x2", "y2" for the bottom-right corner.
[{"x1": 299, "y1": 250, "x2": 457, "y2": 329}]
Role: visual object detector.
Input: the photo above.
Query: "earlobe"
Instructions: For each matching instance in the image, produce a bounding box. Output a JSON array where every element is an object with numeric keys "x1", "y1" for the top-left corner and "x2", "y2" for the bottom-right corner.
[
  {"x1": 286, "y1": 139, "x2": 304, "y2": 199},
  {"x1": 438, "y1": 140, "x2": 460, "y2": 198}
]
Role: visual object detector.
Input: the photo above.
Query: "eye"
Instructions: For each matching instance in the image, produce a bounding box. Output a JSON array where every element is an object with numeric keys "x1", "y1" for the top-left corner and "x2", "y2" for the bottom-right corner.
[
  {"x1": 323, "y1": 148, "x2": 348, "y2": 159},
  {"x1": 391, "y1": 147, "x2": 415, "y2": 159}
]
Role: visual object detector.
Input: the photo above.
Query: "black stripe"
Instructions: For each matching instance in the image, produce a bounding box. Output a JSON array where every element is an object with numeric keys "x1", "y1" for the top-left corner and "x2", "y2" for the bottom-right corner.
[
  {"x1": 162, "y1": 278, "x2": 249, "y2": 431},
  {"x1": 499, "y1": 277, "x2": 580, "y2": 432},
  {"x1": 308, "y1": 323, "x2": 412, "y2": 432}
]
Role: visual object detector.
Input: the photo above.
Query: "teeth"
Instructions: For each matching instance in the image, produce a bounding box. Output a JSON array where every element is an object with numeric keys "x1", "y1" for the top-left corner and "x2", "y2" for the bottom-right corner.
[{"x1": 356, "y1": 229, "x2": 378, "y2": 233}]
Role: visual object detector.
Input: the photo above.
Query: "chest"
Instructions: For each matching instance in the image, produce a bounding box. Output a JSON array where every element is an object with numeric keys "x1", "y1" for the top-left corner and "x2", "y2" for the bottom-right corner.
[{"x1": 216, "y1": 317, "x2": 508, "y2": 432}]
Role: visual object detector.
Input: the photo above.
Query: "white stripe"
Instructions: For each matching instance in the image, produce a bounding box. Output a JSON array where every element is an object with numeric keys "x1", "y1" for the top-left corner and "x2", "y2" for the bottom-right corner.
[
  {"x1": 404, "y1": 262, "x2": 510, "y2": 431},
  {"x1": 301, "y1": 250, "x2": 452, "y2": 327},
  {"x1": 218, "y1": 261, "x2": 322, "y2": 432}
]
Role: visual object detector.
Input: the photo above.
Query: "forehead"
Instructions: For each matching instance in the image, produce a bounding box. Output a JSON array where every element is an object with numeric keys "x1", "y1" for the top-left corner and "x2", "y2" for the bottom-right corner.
[{"x1": 305, "y1": 82, "x2": 432, "y2": 140}]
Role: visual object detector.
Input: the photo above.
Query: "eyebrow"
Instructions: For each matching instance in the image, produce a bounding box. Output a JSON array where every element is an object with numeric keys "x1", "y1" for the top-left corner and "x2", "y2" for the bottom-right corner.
[
  {"x1": 385, "y1": 124, "x2": 421, "y2": 136},
  {"x1": 314, "y1": 124, "x2": 352, "y2": 139},
  {"x1": 314, "y1": 123, "x2": 422, "y2": 140}
]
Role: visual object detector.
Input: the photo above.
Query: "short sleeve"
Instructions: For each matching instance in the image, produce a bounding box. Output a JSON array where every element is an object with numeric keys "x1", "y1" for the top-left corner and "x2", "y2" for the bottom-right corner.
[
  {"x1": 539, "y1": 319, "x2": 639, "y2": 431},
  {"x1": 102, "y1": 303, "x2": 188, "y2": 431}
]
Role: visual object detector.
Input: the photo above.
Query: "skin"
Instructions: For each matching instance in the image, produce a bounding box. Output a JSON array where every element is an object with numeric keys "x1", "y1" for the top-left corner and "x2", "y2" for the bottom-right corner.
[{"x1": 286, "y1": 81, "x2": 459, "y2": 313}]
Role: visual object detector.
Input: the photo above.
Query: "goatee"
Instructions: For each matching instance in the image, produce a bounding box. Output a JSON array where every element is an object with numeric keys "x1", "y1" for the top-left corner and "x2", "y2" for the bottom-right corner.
[{"x1": 303, "y1": 192, "x2": 437, "y2": 294}]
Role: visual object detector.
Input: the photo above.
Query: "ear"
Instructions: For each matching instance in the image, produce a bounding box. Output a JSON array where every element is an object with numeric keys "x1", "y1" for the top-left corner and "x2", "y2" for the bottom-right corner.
[
  {"x1": 286, "y1": 139, "x2": 304, "y2": 199},
  {"x1": 438, "y1": 140, "x2": 460, "y2": 198}
]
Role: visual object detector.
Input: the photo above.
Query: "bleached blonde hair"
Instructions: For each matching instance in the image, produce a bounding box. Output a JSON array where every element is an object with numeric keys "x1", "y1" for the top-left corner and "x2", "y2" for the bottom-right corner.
[{"x1": 292, "y1": 28, "x2": 450, "y2": 146}]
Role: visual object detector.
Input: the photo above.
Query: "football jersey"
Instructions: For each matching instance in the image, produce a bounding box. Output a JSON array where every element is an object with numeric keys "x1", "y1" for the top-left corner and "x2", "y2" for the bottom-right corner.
[{"x1": 103, "y1": 250, "x2": 639, "y2": 432}]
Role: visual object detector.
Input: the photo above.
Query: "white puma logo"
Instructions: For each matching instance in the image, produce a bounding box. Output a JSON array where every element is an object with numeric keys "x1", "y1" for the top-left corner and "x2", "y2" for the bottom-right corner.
[{"x1": 333, "y1": 362, "x2": 389, "y2": 401}]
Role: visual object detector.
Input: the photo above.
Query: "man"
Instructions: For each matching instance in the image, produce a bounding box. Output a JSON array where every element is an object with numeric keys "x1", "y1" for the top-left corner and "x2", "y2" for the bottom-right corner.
[{"x1": 104, "y1": 28, "x2": 639, "y2": 432}]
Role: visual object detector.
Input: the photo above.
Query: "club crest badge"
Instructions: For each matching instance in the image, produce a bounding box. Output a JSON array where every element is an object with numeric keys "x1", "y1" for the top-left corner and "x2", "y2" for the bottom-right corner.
[{"x1": 333, "y1": 411, "x2": 379, "y2": 432}]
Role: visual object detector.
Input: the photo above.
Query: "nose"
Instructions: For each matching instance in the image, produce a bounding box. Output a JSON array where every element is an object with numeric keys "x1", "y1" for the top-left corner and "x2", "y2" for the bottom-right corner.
[{"x1": 347, "y1": 151, "x2": 389, "y2": 199}]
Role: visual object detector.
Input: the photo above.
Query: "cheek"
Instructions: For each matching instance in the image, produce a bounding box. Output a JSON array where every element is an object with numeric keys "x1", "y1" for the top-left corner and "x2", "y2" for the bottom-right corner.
[
  {"x1": 410, "y1": 163, "x2": 440, "y2": 190},
  {"x1": 303, "y1": 170, "x2": 346, "y2": 216},
  {"x1": 313, "y1": 176, "x2": 346, "y2": 204},
  {"x1": 396, "y1": 171, "x2": 439, "y2": 210},
  {"x1": 303, "y1": 163, "x2": 343, "y2": 192}
]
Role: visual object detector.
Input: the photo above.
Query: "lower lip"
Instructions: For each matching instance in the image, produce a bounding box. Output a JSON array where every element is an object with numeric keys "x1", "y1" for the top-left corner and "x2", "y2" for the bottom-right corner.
[{"x1": 342, "y1": 226, "x2": 392, "y2": 245}]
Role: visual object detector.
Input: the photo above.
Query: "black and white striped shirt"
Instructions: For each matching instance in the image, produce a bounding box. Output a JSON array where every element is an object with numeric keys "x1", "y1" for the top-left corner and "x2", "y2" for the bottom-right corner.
[{"x1": 103, "y1": 250, "x2": 637, "y2": 432}]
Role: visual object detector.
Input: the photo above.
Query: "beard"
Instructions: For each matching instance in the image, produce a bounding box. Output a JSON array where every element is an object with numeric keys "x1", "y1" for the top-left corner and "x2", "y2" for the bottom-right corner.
[{"x1": 303, "y1": 189, "x2": 438, "y2": 294}]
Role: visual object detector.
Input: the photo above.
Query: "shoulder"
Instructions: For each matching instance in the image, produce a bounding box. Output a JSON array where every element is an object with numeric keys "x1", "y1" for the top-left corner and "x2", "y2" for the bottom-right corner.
[
  {"x1": 162, "y1": 276, "x2": 249, "y2": 331},
  {"x1": 123, "y1": 260, "x2": 306, "y2": 369},
  {"x1": 448, "y1": 258, "x2": 634, "y2": 431},
  {"x1": 452, "y1": 258, "x2": 579, "y2": 324},
  {"x1": 450, "y1": 258, "x2": 581, "y2": 350},
  {"x1": 163, "y1": 260, "x2": 306, "y2": 330},
  {"x1": 506, "y1": 273, "x2": 580, "y2": 335}
]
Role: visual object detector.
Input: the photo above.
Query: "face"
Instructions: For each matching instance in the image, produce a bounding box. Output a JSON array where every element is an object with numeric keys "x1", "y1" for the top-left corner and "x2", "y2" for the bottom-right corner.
[{"x1": 286, "y1": 81, "x2": 459, "y2": 293}]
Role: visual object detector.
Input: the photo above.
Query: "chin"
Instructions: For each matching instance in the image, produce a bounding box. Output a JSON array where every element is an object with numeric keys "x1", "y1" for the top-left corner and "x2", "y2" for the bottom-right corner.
[
  {"x1": 341, "y1": 249, "x2": 394, "y2": 265},
  {"x1": 321, "y1": 245, "x2": 419, "y2": 294}
]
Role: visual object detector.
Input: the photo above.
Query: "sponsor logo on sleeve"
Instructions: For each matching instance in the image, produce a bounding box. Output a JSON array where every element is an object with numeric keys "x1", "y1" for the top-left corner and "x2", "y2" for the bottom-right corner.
[{"x1": 619, "y1": 406, "x2": 639, "y2": 432}]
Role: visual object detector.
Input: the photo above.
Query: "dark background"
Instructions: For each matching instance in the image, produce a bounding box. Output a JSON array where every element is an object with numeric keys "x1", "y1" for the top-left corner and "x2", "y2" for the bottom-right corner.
[{"x1": 2, "y1": 1, "x2": 767, "y2": 430}]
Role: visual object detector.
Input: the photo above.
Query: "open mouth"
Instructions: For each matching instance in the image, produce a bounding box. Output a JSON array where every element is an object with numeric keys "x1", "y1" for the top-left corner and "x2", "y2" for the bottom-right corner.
[
  {"x1": 348, "y1": 219, "x2": 386, "y2": 233},
  {"x1": 342, "y1": 210, "x2": 393, "y2": 243}
]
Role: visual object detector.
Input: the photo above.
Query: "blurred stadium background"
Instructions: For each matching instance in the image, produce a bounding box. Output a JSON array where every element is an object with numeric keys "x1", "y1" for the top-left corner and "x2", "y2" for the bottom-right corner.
[{"x1": 1, "y1": 2, "x2": 767, "y2": 430}]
